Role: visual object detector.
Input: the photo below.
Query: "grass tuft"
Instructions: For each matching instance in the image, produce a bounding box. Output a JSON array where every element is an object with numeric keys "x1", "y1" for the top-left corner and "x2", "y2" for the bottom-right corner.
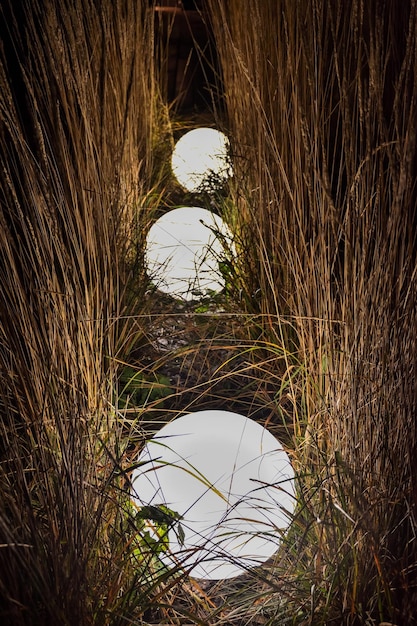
[
  {"x1": 205, "y1": 0, "x2": 417, "y2": 623},
  {"x1": 0, "y1": 1, "x2": 173, "y2": 623}
]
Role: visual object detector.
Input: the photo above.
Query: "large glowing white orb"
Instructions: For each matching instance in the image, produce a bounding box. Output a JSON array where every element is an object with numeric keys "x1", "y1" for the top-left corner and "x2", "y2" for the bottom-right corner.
[
  {"x1": 145, "y1": 206, "x2": 233, "y2": 300},
  {"x1": 131, "y1": 410, "x2": 296, "y2": 580},
  {"x1": 171, "y1": 128, "x2": 232, "y2": 192}
]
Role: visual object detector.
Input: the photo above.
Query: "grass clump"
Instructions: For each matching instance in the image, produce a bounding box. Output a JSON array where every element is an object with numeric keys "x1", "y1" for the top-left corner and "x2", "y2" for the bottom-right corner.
[
  {"x1": 207, "y1": 0, "x2": 417, "y2": 623},
  {"x1": 0, "y1": 1, "x2": 176, "y2": 623}
]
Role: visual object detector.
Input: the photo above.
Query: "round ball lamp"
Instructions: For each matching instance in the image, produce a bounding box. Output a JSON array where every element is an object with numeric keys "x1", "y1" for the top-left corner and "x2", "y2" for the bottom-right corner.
[
  {"x1": 131, "y1": 410, "x2": 296, "y2": 580},
  {"x1": 171, "y1": 128, "x2": 232, "y2": 193},
  {"x1": 145, "y1": 206, "x2": 233, "y2": 301}
]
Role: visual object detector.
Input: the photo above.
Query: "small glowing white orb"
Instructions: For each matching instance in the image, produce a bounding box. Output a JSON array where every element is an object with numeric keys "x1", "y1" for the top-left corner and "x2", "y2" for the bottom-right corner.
[
  {"x1": 171, "y1": 128, "x2": 232, "y2": 192},
  {"x1": 131, "y1": 410, "x2": 296, "y2": 580},
  {"x1": 145, "y1": 206, "x2": 233, "y2": 301}
]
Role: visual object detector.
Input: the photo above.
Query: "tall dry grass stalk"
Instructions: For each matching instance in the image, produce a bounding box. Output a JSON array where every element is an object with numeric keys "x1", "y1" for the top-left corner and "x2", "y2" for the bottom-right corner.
[
  {"x1": 0, "y1": 1, "x2": 172, "y2": 623},
  {"x1": 208, "y1": 0, "x2": 417, "y2": 622}
]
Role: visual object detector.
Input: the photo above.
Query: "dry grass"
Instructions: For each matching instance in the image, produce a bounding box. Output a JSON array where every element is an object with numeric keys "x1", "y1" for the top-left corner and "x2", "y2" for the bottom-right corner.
[
  {"x1": 2, "y1": 0, "x2": 417, "y2": 624},
  {"x1": 0, "y1": 1, "x2": 174, "y2": 623},
  {"x1": 204, "y1": 0, "x2": 417, "y2": 623}
]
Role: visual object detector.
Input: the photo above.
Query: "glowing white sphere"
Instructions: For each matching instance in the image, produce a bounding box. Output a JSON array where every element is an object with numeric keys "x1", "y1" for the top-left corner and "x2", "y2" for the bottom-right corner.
[
  {"x1": 145, "y1": 206, "x2": 233, "y2": 301},
  {"x1": 131, "y1": 410, "x2": 296, "y2": 580},
  {"x1": 171, "y1": 128, "x2": 232, "y2": 192}
]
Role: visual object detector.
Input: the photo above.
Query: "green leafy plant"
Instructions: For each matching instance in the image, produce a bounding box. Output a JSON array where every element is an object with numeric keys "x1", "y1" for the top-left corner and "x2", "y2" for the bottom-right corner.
[
  {"x1": 118, "y1": 366, "x2": 172, "y2": 409},
  {"x1": 133, "y1": 504, "x2": 185, "y2": 556}
]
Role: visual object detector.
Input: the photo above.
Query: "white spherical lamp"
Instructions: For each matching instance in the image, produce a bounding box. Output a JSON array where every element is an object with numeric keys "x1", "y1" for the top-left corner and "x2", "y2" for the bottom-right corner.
[
  {"x1": 145, "y1": 206, "x2": 233, "y2": 301},
  {"x1": 131, "y1": 410, "x2": 296, "y2": 580},
  {"x1": 171, "y1": 128, "x2": 232, "y2": 193}
]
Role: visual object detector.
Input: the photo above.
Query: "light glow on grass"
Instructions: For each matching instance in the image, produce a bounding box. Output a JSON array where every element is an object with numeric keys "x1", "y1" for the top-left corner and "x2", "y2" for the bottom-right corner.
[
  {"x1": 131, "y1": 410, "x2": 296, "y2": 580},
  {"x1": 145, "y1": 206, "x2": 233, "y2": 301},
  {"x1": 171, "y1": 127, "x2": 232, "y2": 192}
]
